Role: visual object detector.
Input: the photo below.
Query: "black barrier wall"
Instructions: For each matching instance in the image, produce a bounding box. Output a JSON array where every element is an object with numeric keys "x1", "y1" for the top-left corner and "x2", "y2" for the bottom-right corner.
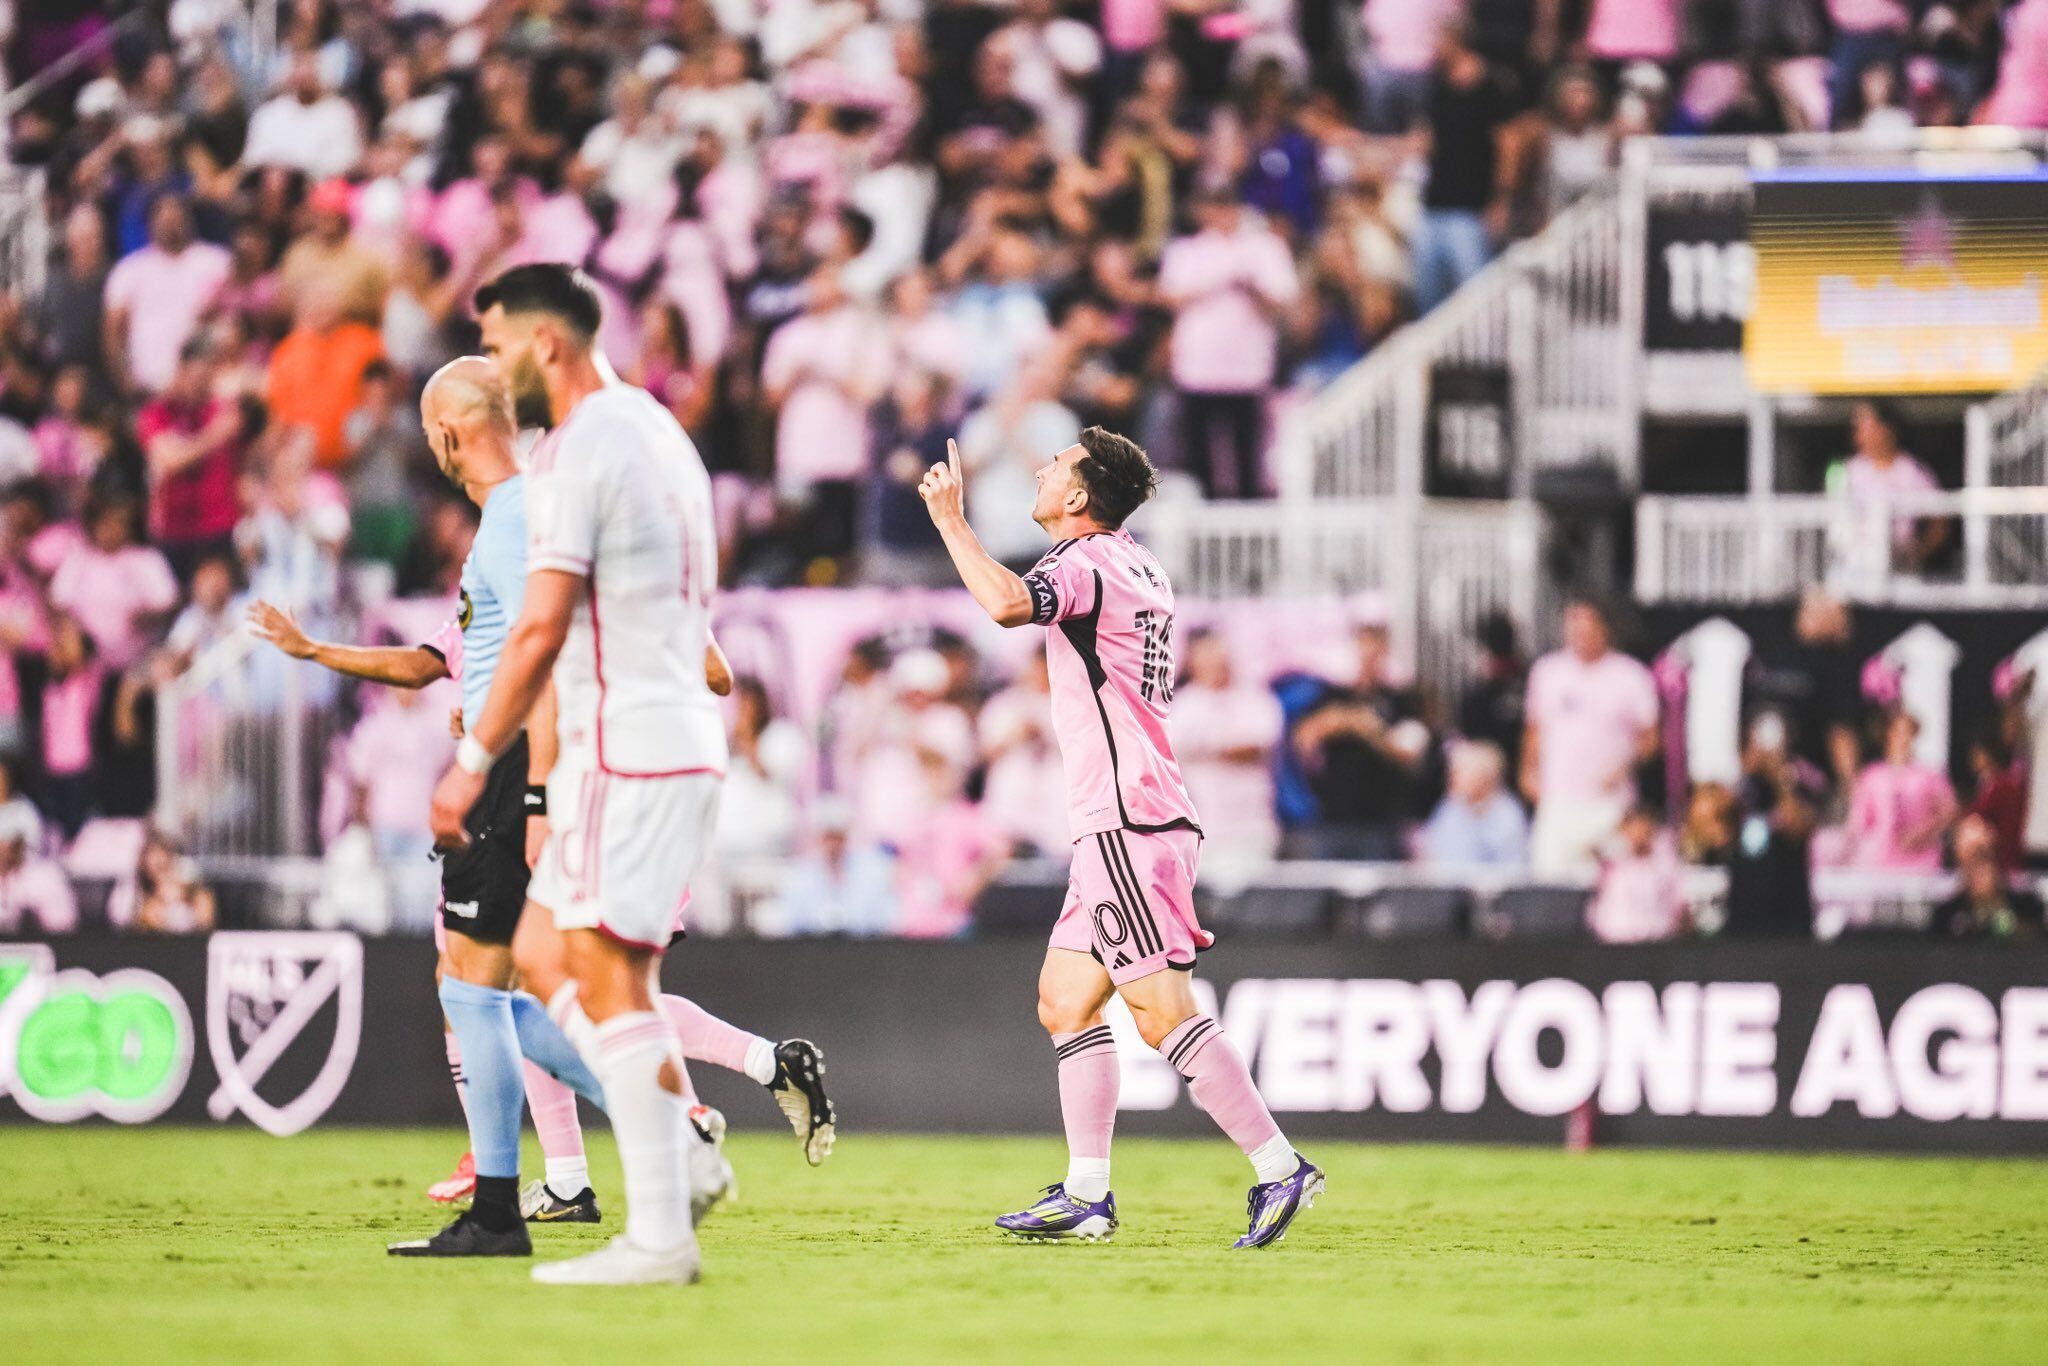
[{"x1": 4, "y1": 933, "x2": 2046, "y2": 1153}]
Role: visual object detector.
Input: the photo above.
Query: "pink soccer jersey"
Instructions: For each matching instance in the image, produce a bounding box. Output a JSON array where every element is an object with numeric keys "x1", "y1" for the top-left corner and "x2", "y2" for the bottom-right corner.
[{"x1": 1022, "y1": 529, "x2": 1200, "y2": 843}]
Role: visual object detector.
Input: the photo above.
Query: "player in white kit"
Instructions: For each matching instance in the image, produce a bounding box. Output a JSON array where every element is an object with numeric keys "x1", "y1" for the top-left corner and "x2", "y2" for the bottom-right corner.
[{"x1": 429, "y1": 264, "x2": 725, "y2": 1286}]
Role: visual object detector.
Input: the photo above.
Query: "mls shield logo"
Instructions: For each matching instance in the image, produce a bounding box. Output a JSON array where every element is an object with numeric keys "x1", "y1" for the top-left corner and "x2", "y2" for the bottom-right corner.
[{"x1": 207, "y1": 932, "x2": 364, "y2": 1136}]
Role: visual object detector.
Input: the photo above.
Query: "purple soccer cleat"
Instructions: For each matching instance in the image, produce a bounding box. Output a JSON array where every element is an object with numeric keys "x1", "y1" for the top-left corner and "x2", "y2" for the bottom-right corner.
[
  {"x1": 994, "y1": 1183, "x2": 1118, "y2": 1242},
  {"x1": 1233, "y1": 1155, "x2": 1325, "y2": 1249}
]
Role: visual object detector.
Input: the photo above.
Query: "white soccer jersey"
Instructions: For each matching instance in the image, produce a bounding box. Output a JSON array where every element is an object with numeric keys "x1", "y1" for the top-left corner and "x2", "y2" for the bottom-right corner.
[{"x1": 526, "y1": 384, "x2": 727, "y2": 778}]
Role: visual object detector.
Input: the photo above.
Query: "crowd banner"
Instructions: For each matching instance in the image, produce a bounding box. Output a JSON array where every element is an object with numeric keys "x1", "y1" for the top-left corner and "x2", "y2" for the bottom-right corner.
[
  {"x1": 4, "y1": 933, "x2": 2046, "y2": 1153},
  {"x1": 1744, "y1": 169, "x2": 2048, "y2": 395}
]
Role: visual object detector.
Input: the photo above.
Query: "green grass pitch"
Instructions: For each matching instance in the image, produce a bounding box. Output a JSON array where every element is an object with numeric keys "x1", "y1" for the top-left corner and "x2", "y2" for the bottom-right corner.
[{"x1": 4, "y1": 1127, "x2": 2046, "y2": 1364}]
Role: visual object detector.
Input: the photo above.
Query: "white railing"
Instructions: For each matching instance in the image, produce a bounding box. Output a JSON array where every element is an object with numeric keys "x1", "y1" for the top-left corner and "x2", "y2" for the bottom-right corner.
[
  {"x1": 1637, "y1": 486, "x2": 2048, "y2": 606},
  {"x1": 1279, "y1": 192, "x2": 1629, "y2": 500},
  {"x1": 1146, "y1": 498, "x2": 1543, "y2": 694},
  {"x1": 1968, "y1": 370, "x2": 2048, "y2": 492},
  {"x1": 154, "y1": 629, "x2": 340, "y2": 862},
  {"x1": 1288, "y1": 131, "x2": 2048, "y2": 503},
  {"x1": 0, "y1": 167, "x2": 46, "y2": 301}
]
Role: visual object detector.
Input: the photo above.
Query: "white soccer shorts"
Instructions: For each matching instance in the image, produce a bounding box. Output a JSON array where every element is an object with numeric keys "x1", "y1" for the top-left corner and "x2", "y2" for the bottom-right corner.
[{"x1": 529, "y1": 751, "x2": 722, "y2": 949}]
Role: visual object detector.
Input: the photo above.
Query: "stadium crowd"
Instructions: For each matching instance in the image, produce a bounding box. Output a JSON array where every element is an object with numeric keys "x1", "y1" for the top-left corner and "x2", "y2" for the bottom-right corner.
[{"x1": 0, "y1": 0, "x2": 2046, "y2": 939}]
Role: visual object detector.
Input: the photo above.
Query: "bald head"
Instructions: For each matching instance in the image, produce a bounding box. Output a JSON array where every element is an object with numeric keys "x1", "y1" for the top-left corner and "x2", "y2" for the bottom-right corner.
[
  {"x1": 423, "y1": 356, "x2": 513, "y2": 429},
  {"x1": 421, "y1": 356, "x2": 519, "y2": 500}
]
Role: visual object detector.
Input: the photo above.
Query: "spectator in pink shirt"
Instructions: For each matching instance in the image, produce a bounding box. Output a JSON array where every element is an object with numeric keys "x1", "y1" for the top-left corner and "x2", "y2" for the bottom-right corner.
[
  {"x1": 137, "y1": 338, "x2": 249, "y2": 583},
  {"x1": 1838, "y1": 400, "x2": 1947, "y2": 570},
  {"x1": 1361, "y1": 0, "x2": 1457, "y2": 132},
  {"x1": 1522, "y1": 597, "x2": 1660, "y2": 877},
  {"x1": 343, "y1": 682, "x2": 457, "y2": 933},
  {"x1": 1978, "y1": 0, "x2": 2048, "y2": 128},
  {"x1": 1824, "y1": 0, "x2": 1910, "y2": 126},
  {"x1": 48, "y1": 494, "x2": 179, "y2": 673},
  {"x1": 101, "y1": 195, "x2": 231, "y2": 396},
  {"x1": 0, "y1": 802, "x2": 76, "y2": 934},
  {"x1": 32, "y1": 367, "x2": 98, "y2": 517},
  {"x1": 36, "y1": 615, "x2": 104, "y2": 840},
  {"x1": 851, "y1": 648, "x2": 978, "y2": 851},
  {"x1": 1587, "y1": 804, "x2": 1688, "y2": 943},
  {"x1": 1158, "y1": 187, "x2": 1299, "y2": 497},
  {"x1": 979, "y1": 652, "x2": 1070, "y2": 855},
  {"x1": 761, "y1": 267, "x2": 884, "y2": 562},
  {"x1": 1849, "y1": 710, "x2": 1958, "y2": 874},
  {"x1": 0, "y1": 532, "x2": 49, "y2": 755},
  {"x1": 1582, "y1": 0, "x2": 1684, "y2": 65},
  {"x1": 1170, "y1": 628, "x2": 1284, "y2": 860},
  {"x1": 893, "y1": 748, "x2": 1007, "y2": 938}
]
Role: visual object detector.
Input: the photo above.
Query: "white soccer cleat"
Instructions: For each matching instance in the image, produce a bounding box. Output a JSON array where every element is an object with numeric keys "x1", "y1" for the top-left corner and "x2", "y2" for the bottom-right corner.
[
  {"x1": 531, "y1": 1236, "x2": 701, "y2": 1286},
  {"x1": 687, "y1": 1121, "x2": 737, "y2": 1223},
  {"x1": 688, "y1": 1102, "x2": 727, "y2": 1146}
]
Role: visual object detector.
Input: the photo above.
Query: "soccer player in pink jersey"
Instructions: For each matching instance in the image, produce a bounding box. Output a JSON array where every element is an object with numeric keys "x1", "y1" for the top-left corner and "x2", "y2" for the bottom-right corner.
[{"x1": 919, "y1": 427, "x2": 1324, "y2": 1249}]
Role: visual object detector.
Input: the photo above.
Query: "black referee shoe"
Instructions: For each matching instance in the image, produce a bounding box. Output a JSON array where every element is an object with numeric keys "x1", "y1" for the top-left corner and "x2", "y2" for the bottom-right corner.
[
  {"x1": 388, "y1": 1209, "x2": 532, "y2": 1257},
  {"x1": 767, "y1": 1038, "x2": 837, "y2": 1167}
]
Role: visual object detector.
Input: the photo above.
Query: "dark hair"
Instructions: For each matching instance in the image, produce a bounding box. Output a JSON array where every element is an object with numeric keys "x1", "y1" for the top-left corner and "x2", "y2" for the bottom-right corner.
[
  {"x1": 1073, "y1": 426, "x2": 1158, "y2": 529},
  {"x1": 1855, "y1": 398, "x2": 1904, "y2": 439},
  {"x1": 1476, "y1": 611, "x2": 1518, "y2": 659},
  {"x1": 1563, "y1": 592, "x2": 1611, "y2": 625},
  {"x1": 838, "y1": 206, "x2": 875, "y2": 255},
  {"x1": 472, "y1": 262, "x2": 602, "y2": 340}
]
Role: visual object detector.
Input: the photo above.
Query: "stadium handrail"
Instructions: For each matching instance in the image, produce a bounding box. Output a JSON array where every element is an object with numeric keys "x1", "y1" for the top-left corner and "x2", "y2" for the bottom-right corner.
[{"x1": 1637, "y1": 485, "x2": 2048, "y2": 606}]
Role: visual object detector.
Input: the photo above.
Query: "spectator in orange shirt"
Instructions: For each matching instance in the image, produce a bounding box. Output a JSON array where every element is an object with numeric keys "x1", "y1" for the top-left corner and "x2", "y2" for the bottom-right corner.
[{"x1": 264, "y1": 282, "x2": 384, "y2": 469}]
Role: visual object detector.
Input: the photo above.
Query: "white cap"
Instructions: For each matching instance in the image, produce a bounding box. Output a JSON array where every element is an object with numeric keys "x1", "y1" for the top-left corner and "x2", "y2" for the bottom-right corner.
[
  {"x1": 75, "y1": 77, "x2": 124, "y2": 121},
  {"x1": 890, "y1": 648, "x2": 950, "y2": 696},
  {"x1": 811, "y1": 795, "x2": 854, "y2": 833},
  {"x1": 638, "y1": 45, "x2": 682, "y2": 81},
  {"x1": 0, "y1": 801, "x2": 41, "y2": 847}
]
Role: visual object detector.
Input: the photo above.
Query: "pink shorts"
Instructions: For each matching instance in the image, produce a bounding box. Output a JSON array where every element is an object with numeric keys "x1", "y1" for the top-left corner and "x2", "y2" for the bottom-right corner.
[{"x1": 1049, "y1": 828, "x2": 1210, "y2": 984}]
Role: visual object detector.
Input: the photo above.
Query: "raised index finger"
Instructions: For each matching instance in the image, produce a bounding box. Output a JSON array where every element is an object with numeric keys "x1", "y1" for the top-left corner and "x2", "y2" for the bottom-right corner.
[{"x1": 947, "y1": 437, "x2": 963, "y2": 481}]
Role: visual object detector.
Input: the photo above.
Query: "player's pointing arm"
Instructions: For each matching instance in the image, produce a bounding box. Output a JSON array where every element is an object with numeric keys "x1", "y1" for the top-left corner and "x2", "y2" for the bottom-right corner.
[
  {"x1": 247, "y1": 600, "x2": 452, "y2": 689},
  {"x1": 921, "y1": 436, "x2": 1035, "y2": 628}
]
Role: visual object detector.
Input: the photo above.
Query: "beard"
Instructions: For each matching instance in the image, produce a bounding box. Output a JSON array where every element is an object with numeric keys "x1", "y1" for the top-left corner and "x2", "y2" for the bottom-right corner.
[{"x1": 508, "y1": 352, "x2": 551, "y2": 429}]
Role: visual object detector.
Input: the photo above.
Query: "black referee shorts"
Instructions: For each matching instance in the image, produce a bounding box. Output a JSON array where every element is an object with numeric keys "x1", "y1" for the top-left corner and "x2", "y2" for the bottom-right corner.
[{"x1": 439, "y1": 733, "x2": 532, "y2": 946}]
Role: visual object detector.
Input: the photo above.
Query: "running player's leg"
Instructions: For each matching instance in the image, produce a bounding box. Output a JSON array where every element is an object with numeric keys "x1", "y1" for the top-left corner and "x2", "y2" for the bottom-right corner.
[
  {"x1": 519, "y1": 1061, "x2": 598, "y2": 1222},
  {"x1": 1038, "y1": 949, "x2": 1119, "y2": 1201},
  {"x1": 523, "y1": 886, "x2": 833, "y2": 1163},
  {"x1": 993, "y1": 923, "x2": 1120, "y2": 1240},
  {"x1": 660, "y1": 989, "x2": 835, "y2": 1165},
  {"x1": 1104, "y1": 829, "x2": 1323, "y2": 1249}
]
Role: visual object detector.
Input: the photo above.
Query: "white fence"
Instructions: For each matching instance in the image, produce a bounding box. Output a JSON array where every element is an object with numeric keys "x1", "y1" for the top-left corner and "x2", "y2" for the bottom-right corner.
[
  {"x1": 1146, "y1": 498, "x2": 1543, "y2": 693},
  {"x1": 1285, "y1": 130, "x2": 2048, "y2": 503},
  {"x1": 0, "y1": 167, "x2": 46, "y2": 300},
  {"x1": 153, "y1": 629, "x2": 341, "y2": 866},
  {"x1": 1637, "y1": 486, "x2": 2048, "y2": 606},
  {"x1": 1279, "y1": 192, "x2": 1631, "y2": 500},
  {"x1": 1970, "y1": 370, "x2": 2048, "y2": 492}
]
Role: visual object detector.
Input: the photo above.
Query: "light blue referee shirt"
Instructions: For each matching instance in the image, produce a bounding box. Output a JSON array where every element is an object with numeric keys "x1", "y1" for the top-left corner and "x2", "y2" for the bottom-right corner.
[{"x1": 457, "y1": 475, "x2": 527, "y2": 730}]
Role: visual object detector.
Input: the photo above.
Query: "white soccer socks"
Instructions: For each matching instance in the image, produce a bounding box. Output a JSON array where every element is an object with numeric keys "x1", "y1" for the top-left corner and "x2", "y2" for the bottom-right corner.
[{"x1": 592, "y1": 1011, "x2": 699, "y2": 1258}]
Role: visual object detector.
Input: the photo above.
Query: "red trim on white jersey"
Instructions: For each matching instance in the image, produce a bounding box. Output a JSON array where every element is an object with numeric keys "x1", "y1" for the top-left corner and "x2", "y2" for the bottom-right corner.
[{"x1": 596, "y1": 921, "x2": 667, "y2": 953}]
